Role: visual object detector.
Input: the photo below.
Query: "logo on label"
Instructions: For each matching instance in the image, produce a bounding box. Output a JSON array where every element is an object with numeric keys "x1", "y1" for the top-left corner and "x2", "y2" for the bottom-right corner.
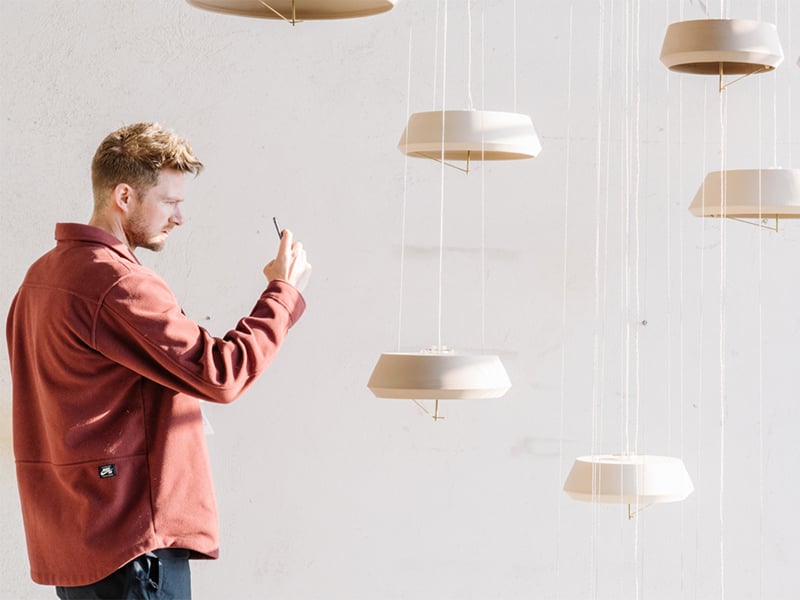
[{"x1": 98, "y1": 464, "x2": 117, "y2": 479}]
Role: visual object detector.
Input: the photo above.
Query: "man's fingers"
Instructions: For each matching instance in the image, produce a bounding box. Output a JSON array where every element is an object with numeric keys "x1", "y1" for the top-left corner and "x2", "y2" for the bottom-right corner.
[{"x1": 279, "y1": 228, "x2": 293, "y2": 254}]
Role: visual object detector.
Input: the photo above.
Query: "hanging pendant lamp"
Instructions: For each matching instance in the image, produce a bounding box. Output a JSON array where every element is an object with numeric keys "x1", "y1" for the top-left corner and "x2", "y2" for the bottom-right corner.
[
  {"x1": 367, "y1": 349, "x2": 511, "y2": 400},
  {"x1": 367, "y1": 4, "x2": 515, "y2": 420},
  {"x1": 660, "y1": 18, "x2": 783, "y2": 77},
  {"x1": 398, "y1": 110, "x2": 541, "y2": 169},
  {"x1": 563, "y1": 454, "x2": 694, "y2": 505},
  {"x1": 185, "y1": 0, "x2": 398, "y2": 21},
  {"x1": 690, "y1": 168, "x2": 800, "y2": 221}
]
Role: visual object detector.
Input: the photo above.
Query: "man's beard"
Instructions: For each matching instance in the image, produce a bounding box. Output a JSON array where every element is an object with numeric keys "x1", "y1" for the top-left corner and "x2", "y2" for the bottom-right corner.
[
  {"x1": 127, "y1": 214, "x2": 168, "y2": 252},
  {"x1": 137, "y1": 237, "x2": 166, "y2": 252}
]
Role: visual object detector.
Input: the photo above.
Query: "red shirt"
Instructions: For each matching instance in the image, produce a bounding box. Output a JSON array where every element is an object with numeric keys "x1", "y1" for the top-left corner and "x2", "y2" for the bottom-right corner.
[{"x1": 6, "y1": 223, "x2": 306, "y2": 586}]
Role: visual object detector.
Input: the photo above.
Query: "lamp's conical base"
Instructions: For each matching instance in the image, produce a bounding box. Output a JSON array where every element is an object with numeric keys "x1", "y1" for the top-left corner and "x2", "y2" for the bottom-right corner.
[
  {"x1": 367, "y1": 350, "x2": 511, "y2": 400},
  {"x1": 563, "y1": 454, "x2": 694, "y2": 504},
  {"x1": 690, "y1": 168, "x2": 800, "y2": 219},
  {"x1": 186, "y1": 0, "x2": 398, "y2": 21},
  {"x1": 660, "y1": 18, "x2": 783, "y2": 75},
  {"x1": 398, "y1": 110, "x2": 541, "y2": 162}
]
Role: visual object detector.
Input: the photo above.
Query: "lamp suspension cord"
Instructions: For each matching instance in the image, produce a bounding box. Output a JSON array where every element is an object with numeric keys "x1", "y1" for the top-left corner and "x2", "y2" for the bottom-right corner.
[
  {"x1": 632, "y1": 0, "x2": 642, "y2": 464},
  {"x1": 663, "y1": 0, "x2": 673, "y2": 585},
  {"x1": 512, "y1": 0, "x2": 518, "y2": 112},
  {"x1": 718, "y1": 98, "x2": 728, "y2": 600},
  {"x1": 432, "y1": 0, "x2": 442, "y2": 110},
  {"x1": 694, "y1": 81, "x2": 709, "y2": 599},
  {"x1": 556, "y1": 6, "x2": 575, "y2": 598},
  {"x1": 757, "y1": 65, "x2": 765, "y2": 600},
  {"x1": 436, "y1": 0, "x2": 449, "y2": 351},
  {"x1": 675, "y1": 2, "x2": 688, "y2": 595},
  {"x1": 622, "y1": 0, "x2": 632, "y2": 461},
  {"x1": 678, "y1": 40, "x2": 688, "y2": 600},
  {"x1": 770, "y1": 0, "x2": 778, "y2": 170},
  {"x1": 665, "y1": 0, "x2": 673, "y2": 460},
  {"x1": 480, "y1": 8, "x2": 486, "y2": 350},
  {"x1": 624, "y1": 2, "x2": 644, "y2": 596},
  {"x1": 759, "y1": 1, "x2": 778, "y2": 595},
  {"x1": 599, "y1": 0, "x2": 614, "y2": 477},
  {"x1": 718, "y1": 54, "x2": 729, "y2": 600},
  {"x1": 590, "y1": 2, "x2": 609, "y2": 597},
  {"x1": 397, "y1": 27, "x2": 414, "y2": 352},
  {"x1": 467, "y1": 0, "x2": 474, "y2": 111},
  {"x1": 785, "y1": 0, "x2": 792, "y2": 169}
]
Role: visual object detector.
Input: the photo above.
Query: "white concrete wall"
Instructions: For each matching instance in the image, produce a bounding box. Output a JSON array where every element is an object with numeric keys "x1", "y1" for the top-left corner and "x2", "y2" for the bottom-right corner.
[{"x1": 1, "y1": 0, "x2": 799, "y2": 598}]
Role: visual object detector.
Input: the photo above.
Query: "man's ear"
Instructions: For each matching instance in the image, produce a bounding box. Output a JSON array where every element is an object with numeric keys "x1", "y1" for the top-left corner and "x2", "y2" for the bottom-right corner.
[{"x1": 112, "y1": 183, "x2": 135, "y2": 214}]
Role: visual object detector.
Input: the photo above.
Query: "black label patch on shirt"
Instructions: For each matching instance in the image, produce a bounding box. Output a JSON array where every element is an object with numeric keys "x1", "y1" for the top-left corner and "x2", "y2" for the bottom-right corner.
[{"x1": 98, "y1": 464, "x2": 117, "y2": 479}]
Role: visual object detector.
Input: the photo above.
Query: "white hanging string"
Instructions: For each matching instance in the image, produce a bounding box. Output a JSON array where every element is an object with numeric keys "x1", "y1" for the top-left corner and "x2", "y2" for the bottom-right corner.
[
  {"x1": 590, "y1": 2, "x2": 609, "y2": 597},
  {"x1": 757, "y1": 64, "x2": 765, "y2": 600},
  {"x1": 615, "y1": 0, "x2": 644, "y2": 592},
  {"x1": 628, "y1": 3, "x2": 643, "y2": 597},
  {"x1": 663, "y1": 0, "x2": 671, "y2": 581},
  {"x1": 694, "y1": 80, "x2": 710, "y2": 598},
  {"x1": 622, "y1": 0, "x2": 633, "y2": 460},
  {"x1": 466, "y1": 0, "x2": 474, "y2": 110},
  {"x1": 397, "y1": 27, "x2": 413, "y2": 352},
  {"x1": 771, "y1": 70, "x2": 777, "y2": 169},
  {"x1": 512, "y1": 0, "x2": 518, "y2": 112},
  {"x1": 432, "y1": 0, "x2": 442, "y2": 110},
  {"x1": 632, "y1": 0, "x2": 642, "y2": 462},
  {"x1": 480, "y1": 8, "x2": 486, "y2": 350},
  {"x1": 716, "y1": 13, "x2": 728, "y2": 599},
  {"x1": 718, "y1": 69, "x2": 729, "y2": 600},
  {"x1": 758, "y1": 2, "x2": 775, "y2": 595},
  {"x1": 786, "y1": 0, "x2": 793, "y2": 169},
  {"x1": 664, "y1": 0, "x2": 674, "y2": 460},
  {"x1": 436, "y1": 0, "x2": 449, "y2": 351},
  {"x1": 693, "y1": 78, "x2": 708, "y2": 596},
  {"x1": 678, "y1": 48, "x2": 688, "y2": 600},
  {"x1": 599, "y1": 0, "x2": 614, "y2": 479},
  {"x1": 556, "y1": 5, "x2": 575, "y2": 598},
  {"x1": 677, "y1": 0, "x2": 687, "y2": 591}
]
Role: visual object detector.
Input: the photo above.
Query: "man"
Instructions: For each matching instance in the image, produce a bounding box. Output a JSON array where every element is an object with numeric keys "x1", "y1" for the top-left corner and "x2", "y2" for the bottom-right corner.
[{"x1": 6, "y1": 122, "x2": 310, "y2": 599}]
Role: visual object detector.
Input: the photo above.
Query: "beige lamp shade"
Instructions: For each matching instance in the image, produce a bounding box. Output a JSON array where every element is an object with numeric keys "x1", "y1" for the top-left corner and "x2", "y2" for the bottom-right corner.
[
  {"x1": 563, "y1": 455, "x2": 694, "y2": 504},
  {"x1": 185, "y1": 0, "x2": 398, "y2": 20},
  {"x1": 367, "y1": 351, "x2": 511, "y2": 400},
  {"x1": 398, "y1": 110, "x2": 541, "y2": 161},
  {"x1": 690, "y1": 168, "x2": 800, "y2": 218},
  {"x1": 660, "y1": 19, "x2": 783, "y2": 74}
]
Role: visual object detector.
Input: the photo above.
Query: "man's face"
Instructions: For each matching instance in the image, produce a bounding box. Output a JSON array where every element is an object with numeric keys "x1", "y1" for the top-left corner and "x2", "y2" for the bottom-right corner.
[{"x1": 125, "y1": 168, "x2": 185, "y2": 252}]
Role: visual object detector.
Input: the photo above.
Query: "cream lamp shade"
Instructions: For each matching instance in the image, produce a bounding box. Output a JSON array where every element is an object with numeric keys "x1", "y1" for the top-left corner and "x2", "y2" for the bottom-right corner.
[
  {"x1": 367, "y1": 351, "x2": 511, "y2": 400},
  {"x1": 185, "y1": 0, "x2": 398, "y2": 20},
  {"x1": 563, "y1": 455, "x2": 694, "y2": 504},
  {"x1": 660, "y1": 18, "x2": 783, "y2": 74},
  {"x1": 398, "y1": 110, "x2": 541, "y2": 162},
  {"x1": 690, "y1": 168, "x2": 800, "y2": 218}
]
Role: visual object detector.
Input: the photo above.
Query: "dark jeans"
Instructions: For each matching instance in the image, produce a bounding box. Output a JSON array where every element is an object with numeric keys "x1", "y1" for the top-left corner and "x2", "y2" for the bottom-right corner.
[{"x1": 55, "y1": 549, "x2": 191, "y2": 600}]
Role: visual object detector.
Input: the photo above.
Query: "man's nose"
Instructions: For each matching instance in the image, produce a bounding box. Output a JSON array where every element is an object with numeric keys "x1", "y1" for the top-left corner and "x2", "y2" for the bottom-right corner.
[{"x1": 170, "y1": 207, "x2": 184, "y2": 226}]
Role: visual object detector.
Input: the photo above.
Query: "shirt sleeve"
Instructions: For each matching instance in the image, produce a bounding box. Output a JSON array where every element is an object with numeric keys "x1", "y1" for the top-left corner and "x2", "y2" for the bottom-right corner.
[{"x1": 91, "y1": 269, "x2": 306, "y2": 403}]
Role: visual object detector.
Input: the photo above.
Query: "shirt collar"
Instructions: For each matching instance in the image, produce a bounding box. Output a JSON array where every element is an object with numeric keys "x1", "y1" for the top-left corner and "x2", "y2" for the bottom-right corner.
[{"x1": 54, "y1": 223, "x2": 140, "y2": 265}]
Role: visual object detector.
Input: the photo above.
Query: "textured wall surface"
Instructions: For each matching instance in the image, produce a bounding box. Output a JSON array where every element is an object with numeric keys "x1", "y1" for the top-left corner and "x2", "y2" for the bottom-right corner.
[{"x1": 1, "y1": 0, "x2": 799, "y2": 598}]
